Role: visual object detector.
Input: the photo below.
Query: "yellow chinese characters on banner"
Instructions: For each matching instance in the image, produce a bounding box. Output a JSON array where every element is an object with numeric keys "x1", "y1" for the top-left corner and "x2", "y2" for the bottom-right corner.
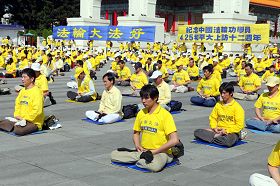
[{"x1": 178, "y1": 24, "x2": 269, "y2": 44}]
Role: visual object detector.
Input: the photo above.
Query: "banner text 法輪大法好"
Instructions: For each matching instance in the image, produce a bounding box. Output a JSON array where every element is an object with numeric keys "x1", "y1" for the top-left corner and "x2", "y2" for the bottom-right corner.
[{"x1": 53, "y1": 26, "x2": 155, "y2": 42}]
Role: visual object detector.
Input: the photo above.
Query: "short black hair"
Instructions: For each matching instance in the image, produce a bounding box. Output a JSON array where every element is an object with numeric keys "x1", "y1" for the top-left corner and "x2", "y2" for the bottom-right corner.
[
  {"x1": 103, "y1": 72, "x2": 115, "y2": 84},
  {"x1": 157, "y1": 60, "x2": 163, "y2": 64},
  {"x1": 219, "y1": 82, "x2": 234, "y2": 94},
  {"x1": 140, "y1": 84, "x2": 159, "y2": 100},
  {"x1": 203, "y1": 65, "x2": 213, "y2": 73},
  {"x1": 115, "y1": 56, "x2": 122, "y2": 60},
  {"x1": 118, "y1": 60, "x2": 125, "y2": 64},
  {"x1": 245, "y1": 63, "x2": 253, "y2": 69},
  {"x1": 22, "y1": 68, "x2": 36, "y2": 83},
  {"x1": 77, "y1": 60, "x2": 83, "y2": 66}
]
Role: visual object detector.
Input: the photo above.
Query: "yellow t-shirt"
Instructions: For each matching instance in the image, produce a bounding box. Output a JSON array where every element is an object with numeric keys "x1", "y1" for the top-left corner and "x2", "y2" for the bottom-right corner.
[
  {"x1": 118, "y1": 66, "x2": 131, "y2": 80},
  {"x1": 255, "y1": 91, "x2": 280, "y2": 120},
  {"x1": 98, "y1": 86, "x2": 122, "y2": 114},
  {"x1": 254, "y1": 62, "x2": 266, "y2": 72},
  {"x1": 130, "y1": 71, "x2": 148, "y2": 89},
  {"x1": 268, "y1": 141, "x2": 280, "y2": 167},
  {"x1": 19, "y1": 59, "x2": 29, "y2": 70},
  {"x1": 209, "y1": 99, "x2": 244, "y2": 133},
  {"x1": 156, "y1": 81, "x2": 171, "y2": 105},
  {"x1": 159, "y1": 66, "x2": 168, "y2": 79},
  {"x1": 14, "y1": 86, "x2": 44, "y2": 130},
  {"x1": 261, "y1": 71, "x2": 275, "y2": 82},
  {"x1": 237, "y1": 69, "x2": 246, "y2": 78},
  {"x1": 77, "y1": 76, "x2": 97, "y2": 100},
  {"x1": 197, "y1": 76, "x2": 220, "y2": 96},
  {"x1": 35, "y1": 74, "x2": 49, "y2": 92},
  {"x1": 0, "y1": 56, "x2": 5, "y2": 67},
  {"x1": 6, "y1": 63, "x2": 16, "y2": 77},
  {"x1": 239, "y1": 73, "x2": 261, "y2": 92},
  {"x1": 172, "y1": 70, "x2": 190, "y2": 85},
  {"x1": 186, "y1": 65, "x2": 199, "y2": 77},
  {"x1": 133, "y1": 105, "x2": 177, "y2": 154}
]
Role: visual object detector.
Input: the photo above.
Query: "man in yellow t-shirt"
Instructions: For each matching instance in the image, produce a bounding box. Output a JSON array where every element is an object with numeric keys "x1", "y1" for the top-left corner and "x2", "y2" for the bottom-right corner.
[
  {"x1": 194, "y1": 82, "x2": 245, "y2": 147},
  {"x1": 190, "y1": 65, "x2": 220, "y2": 107},
  {"x1": 233, "y1": 63, "x2": 261, "y2": 101},
  {"x1": 157, "y1": 60, "x2": 169, "y2": 82},
  {"x1": 249, "y1": 140, "x2": 280, "y2": 186},
  {"x1": 170, "y1": 62, "x2": 193, "y2": 93},
  {"x1": 85, "y1": 72, "x2": 122, "y2": 124},
  {"x1": 246, "y1": 77, "x2": 280, "y2": 133},
  {"x1": 111, "y1": 84, "x2": 180, "y2": 172},
  {"x1": 116, "y1": 60, "x2": 131, "y2": 86},
  {"x1": 128, "y1": 62, "x2": 148, "y2": 96},
  {"x1": 0, "y1": 68, "x2": 44, "y2": 136},
  {"x1": 262, "y1": 65, "x2": 276, "y2": 83},
  {"x1": 187, "y1": 58, "x2": 199, "y2": 81}
]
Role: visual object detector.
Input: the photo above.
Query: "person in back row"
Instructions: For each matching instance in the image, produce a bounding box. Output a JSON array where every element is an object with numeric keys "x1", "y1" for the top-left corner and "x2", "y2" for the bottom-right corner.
[
  {"x1": 0, "y1": 68, "x2": 44, "y2": 136},
  {"x1": 116, "y1": 60, "x2": 131, "y2": 86},
  {"x1": 190, "y1": 65, "x2": 220, "y2": 107},
  {"x1": 170, "y1": 62, "x2": 194, "y2": 93},
  {"x1": 194, "y1": 82, "x2": 245, "y2": 147},
  {"x1": 233, "y1": 63, "x2": 261, "y2": 101},
  {"x1": 67, "y1": 67, "x2": 98, "y2": 102},
  {"x1": 150, "y1": 70, "x2": 171, "y2": 110},
  {"x1": 31, "y1": 63, "x2": 56, "y2": 107},
  {"x1": 85, "y1": 72, "x2": 123, "y2": 124},
  {"x1": 111, "y1": 84, "x2": 180, "y2": 172},
  {"x1": 128, "y1": 62, "x2": 148, "y2": 96},
  {"x1": 246, "y1": 76, "x2": 280, "y2": 133}
]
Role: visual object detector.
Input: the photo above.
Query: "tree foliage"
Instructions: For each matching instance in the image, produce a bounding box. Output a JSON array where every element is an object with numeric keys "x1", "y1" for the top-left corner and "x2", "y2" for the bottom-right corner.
[{"x1": 2, "y1": 0, "x2": 80, "y2": 30}]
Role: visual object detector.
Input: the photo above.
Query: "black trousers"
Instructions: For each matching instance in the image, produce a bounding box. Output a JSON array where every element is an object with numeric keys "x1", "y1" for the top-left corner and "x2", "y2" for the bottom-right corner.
[
  {"x1": 194, "y1": 129, "x2": 239, "y2": 147},
  {"x1": 67, "y1": 91, "x2": 93, "y2": 102}
]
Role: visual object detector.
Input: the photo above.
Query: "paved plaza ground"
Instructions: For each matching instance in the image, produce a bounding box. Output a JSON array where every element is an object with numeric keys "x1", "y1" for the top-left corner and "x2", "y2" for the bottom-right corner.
[{"x1": 0, "y1": 63, "x2": 279, "y2": 186}]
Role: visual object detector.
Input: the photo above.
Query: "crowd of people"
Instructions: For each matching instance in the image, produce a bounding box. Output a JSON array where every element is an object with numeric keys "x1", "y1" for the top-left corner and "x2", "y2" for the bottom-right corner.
[{"x1": 0, "y1": 36, "x2": 279, "y2": 184}]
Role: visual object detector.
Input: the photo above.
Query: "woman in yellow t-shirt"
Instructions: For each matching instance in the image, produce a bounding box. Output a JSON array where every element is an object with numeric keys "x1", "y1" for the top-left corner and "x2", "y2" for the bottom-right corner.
[{"x1": 0, "y1": 68, "x2": 44, "y2": 135}]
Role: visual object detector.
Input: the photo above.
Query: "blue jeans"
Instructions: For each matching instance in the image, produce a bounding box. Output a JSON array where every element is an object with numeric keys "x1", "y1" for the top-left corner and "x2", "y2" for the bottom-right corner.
[
  {"x1": 190, "y1": 96, "x2": 217, "y2": 107},
  {"x1": 246, "y1": 119, "x2": 280, "y2": 133}
]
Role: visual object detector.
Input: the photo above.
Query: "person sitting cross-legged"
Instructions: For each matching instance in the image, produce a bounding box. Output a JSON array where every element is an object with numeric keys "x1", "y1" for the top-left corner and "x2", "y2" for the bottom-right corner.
[
  {"x1": 170, "y1": 62, "x2": 194, "y2": 93},
  {"x1": 0, "y1": 68, "x2": 44, "y2": 136},
  {"x1": 194, "y1": 82, "x2": 245, "y2": 147},
  {"x1": 85, "y1": 72, "x2": 123, "y2": 124},
  {"x1": 116, "y1": 60, "x2": 131, "y2": 86},
  {"x1": 128, "y1": 62, "x2": 148, "y2": 96},
  {"x1": 246, "y1": 76, "x2": 280, "y2": 133},
  {"x1": 233, "y1": 63, "x2": 261, "y2": 101},
  {"x1": 67, "y1": 67, "x2": 98, "y2": 102},
  {"x1": 190, "y1": 65, "x2": 220, "y2": 107},
  {"x1": 111, "y1": 84, "x2": 180, "y2": 172}
]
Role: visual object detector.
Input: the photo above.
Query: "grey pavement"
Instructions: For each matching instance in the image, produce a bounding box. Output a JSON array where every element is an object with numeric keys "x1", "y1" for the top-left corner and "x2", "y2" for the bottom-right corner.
[{"x1": 0, "y1": 63, "x2": 279, "y2": 186}]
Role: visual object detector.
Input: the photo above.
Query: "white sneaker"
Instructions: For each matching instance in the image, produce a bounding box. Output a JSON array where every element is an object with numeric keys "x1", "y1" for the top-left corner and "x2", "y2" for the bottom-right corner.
[
  {"x1": 15, "y1": 120, "x2": 26, "y2": 127},
  {"x1": 240, "y1": 130, "x2": 248, "y2": 140}
]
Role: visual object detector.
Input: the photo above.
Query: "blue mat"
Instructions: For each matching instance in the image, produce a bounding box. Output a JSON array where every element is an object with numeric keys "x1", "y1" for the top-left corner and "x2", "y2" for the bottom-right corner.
[
  {"x1": 170, "y1": 111, "x2": 181, "y2": 115},
  {"x1": 6, "y1": 130, "x2": 47, "y2": 137},
  {"x1": 111, "y1": 160, "x2": 178, "y2": 173},
  {"x1": 192, "y1": 139, "x2": 247, "y2": 149},
  {"x1": 82, "y1": 118, "x2": 125, "y2": 125},
  {"x1": 248, "y1": 129, "x2": 273, "y2": 134}
]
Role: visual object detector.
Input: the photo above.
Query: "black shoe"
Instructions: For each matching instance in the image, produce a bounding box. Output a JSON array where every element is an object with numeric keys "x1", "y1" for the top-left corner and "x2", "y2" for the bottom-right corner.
[
  {"x1": 96, "y1": 93, "x2": 102, "y2": 100},
  {"x1": 49, "y1": 92, "x2": 57, "y2": 105}
]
